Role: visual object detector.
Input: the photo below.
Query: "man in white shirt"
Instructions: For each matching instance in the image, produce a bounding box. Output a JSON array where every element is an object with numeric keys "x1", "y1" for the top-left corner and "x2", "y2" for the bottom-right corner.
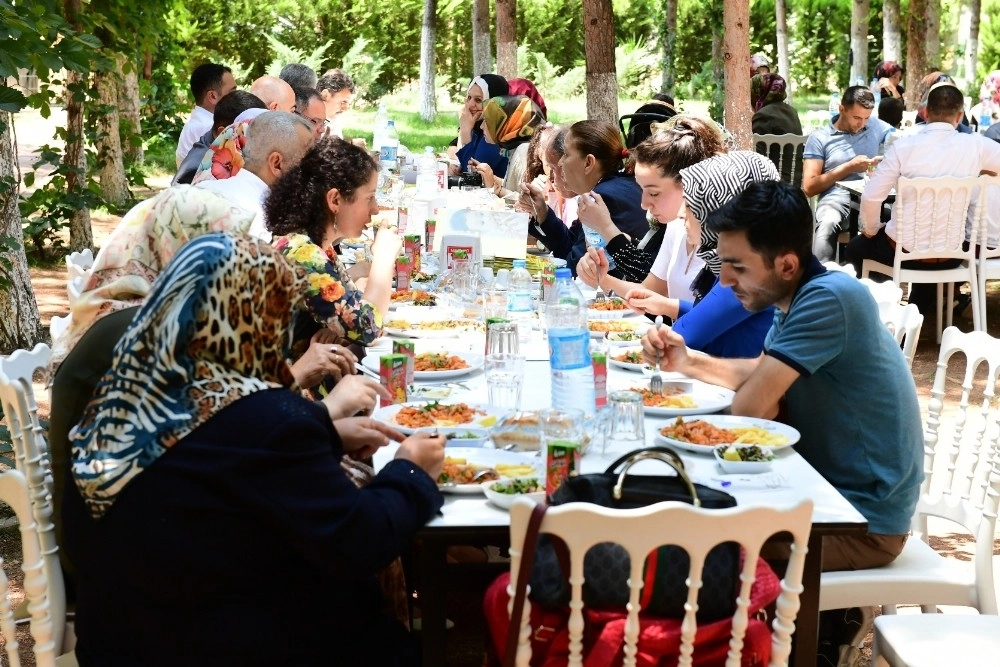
[
  {"x1": 845, "y1": 82, "x2": 1000, "y2": 314},
  {"x1": 317, "y1": 69, "x2": 356, "y2": 140},
  {"x1": 249, "y1": 76, "x2": 296, "y2": 113},
  {"x1": 176, "y1": 63, "x2": 236, "y2": 167},
  {"x1": 195, "y1": 111, "x2": 314, "y2": 242}
]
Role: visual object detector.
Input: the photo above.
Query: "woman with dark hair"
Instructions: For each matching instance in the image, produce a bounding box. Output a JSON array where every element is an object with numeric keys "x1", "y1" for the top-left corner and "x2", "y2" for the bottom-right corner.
[
  {"x1": 750, "y1": 73, "x2": 802, "y2": 136},
  {"x1": 470, "y1": 94, "x2": 546, "y2": 198},
  {"x1": 873, "y1": 61, "x2": 905, "y2": 98},
  {"x1": 524, "y1": 119, "x2": 648, "y2": 276},
  {"x1": 265, "y1": 138, "x2": 401, "y2": 351},
  {"x1": 455, "y1": 73, "x2": 510, "y2": 175},
  {"x1": 915, "y1": 71, "x2": 974, "y2": 132},
  {"x1": 65, "y1": 233, "x2": 444, "y2": 666},
  {"x1": 576, "y1": 116, "x2": 726, "y2": 292}
]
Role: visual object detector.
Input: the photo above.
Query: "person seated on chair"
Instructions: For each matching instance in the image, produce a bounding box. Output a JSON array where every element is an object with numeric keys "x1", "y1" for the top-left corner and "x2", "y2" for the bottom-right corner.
[
  {"x1": 63, "y1": 233, "x2": 443, "y2": 666},
  {"x1": 845, "y1": 82, "x2": 1000, "y2": 316},
  {"x1": 172, "y1": 90, "x2": 267, "y2": 186},
  {"x1": 750, "y1": 73, "x2": 802, "y2": 137},
  {"x1": 802, "y1": 85, "x2": 894, "y2": 263}
]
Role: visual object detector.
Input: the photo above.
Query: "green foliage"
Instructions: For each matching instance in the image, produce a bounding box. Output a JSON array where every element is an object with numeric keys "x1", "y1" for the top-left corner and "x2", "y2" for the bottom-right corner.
[
  {"x1": 615, "y1": 38, "x2": 661, "y2": 100},
  {"x1": 265, "y1": 34, "x2": 333, "y2": 77},
  {"x1": 979, "y1": 0, "x2": 1000, "y2": 82},
  {"x1": 342, "y1": 36, "x2": 390, "y2": 102}
]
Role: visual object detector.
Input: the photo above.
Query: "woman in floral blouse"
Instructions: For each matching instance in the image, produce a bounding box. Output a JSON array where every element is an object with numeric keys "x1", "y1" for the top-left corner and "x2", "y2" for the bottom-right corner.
[{"x1": 264, "y1": 139, "x2": 401, "y2": 351}]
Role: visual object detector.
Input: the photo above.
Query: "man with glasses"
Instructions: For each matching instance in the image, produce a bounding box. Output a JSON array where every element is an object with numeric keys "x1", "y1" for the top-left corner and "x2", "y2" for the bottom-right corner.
[{"x1": 293, "y1": 86, "x2": 329, "y2": 140}]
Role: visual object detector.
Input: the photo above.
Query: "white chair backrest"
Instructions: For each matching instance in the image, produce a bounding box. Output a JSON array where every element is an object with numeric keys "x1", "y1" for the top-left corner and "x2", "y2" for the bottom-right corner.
[
  {"x1": 48, "y1": 315, "x2": 70, "y2": 344},
  {"x1": 858, "y1": 277, "x2": 903, "y2": 321},
  {"x1": 919, "y1": 327, "x2": 1000, "y2": 592},
  {"x1": 822, "y1": 261, "x2": 855, "y2": 275},
  {"x1": 892, "y1": 175, "x2": 981, "y2": 262},
  {"x1": 974, "y1": 174, "x2": 1000, "y2": 257},
  {"x1": 64, "y1": 248, "x2": 93, "y2": 276},
  {"x1": 881, "y1": 302, "x2": 923, "y2": 368},
  {"x1": 0, "y1": 469, "x2": 61, "y2": 667},
  {"x1": 507, "y1": 499, "x2": 814, "y2": 667},
  {"x1": 752, "y1": 133, "x2": 807, "y2": 186}
]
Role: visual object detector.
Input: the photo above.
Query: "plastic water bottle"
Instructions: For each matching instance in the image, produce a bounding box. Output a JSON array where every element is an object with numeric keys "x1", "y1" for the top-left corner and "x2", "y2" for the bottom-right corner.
[
  {"x1": 870, "y1": 77, "x2": 881, "y2": 106},
  {"x1": 380, "y1": 120, "x2": 399, "y2": 172},
  {"x1": 828, "y1": 92, "x2": 841, "y2": 121},
  {"x1": 507, "y1": 259, "x2": 534, "y2": 343},
  {"x1": 372, "y1": 101, "x2": 388, "y2": 153},
  {"x1": 416, "y1": 146, "x2": 438, "y2": 195},
  {"x1": 981, "y1": 98, "x2": 992, "y2": 130},
  {"x1": 581, "y1": 196, "x2": 616, "y2": 270},
  {"x1": 547, "y1": 268, "x2": 595, "y2": 416}
]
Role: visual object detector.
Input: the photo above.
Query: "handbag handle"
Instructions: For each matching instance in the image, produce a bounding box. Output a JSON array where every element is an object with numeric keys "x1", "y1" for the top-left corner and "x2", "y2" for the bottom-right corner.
[
  {"x1": 611, "y1": 449, "x2": 701, "y2": 506},
  {"x1": 605, "y1": 445, "x2": 687, "y2": 474},
  {"x1": 503, "y1": 502, "x2": 548, "y2": 667}
]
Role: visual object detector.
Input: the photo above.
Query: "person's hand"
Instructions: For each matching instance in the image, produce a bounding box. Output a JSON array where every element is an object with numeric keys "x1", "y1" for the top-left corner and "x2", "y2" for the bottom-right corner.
[
  {"x1": 289, "y1": 338, "x2": 357, "y2": 390},
  {"x1": 470, "y1": 159, "x2": 498, "y2": 192},
  {"x1": 877, "y1": 78, "x2": 900, "y2": 98},
  {"x1": 370, "y1": 224, "x2": 402, "y2": 263},
  {"x1": 576, "y1": 191, "x2": 616, "y2": 239},
  {"x1": 519, "y1": 182, "x2": 548, "y2": 221},
  {"x1": 336, "y1": 416, "x2": 406, "y2": 459},
  {"x1": 624, "y1": 287, "x2": 673, "y2": 317},
  {"x1": 576, "y1": 246, "x2": 609, "y2": 288},
  {"x1": 321, "y1": 375, "x2": 392, "y2": 420},
  {"x1": 640, "y1": 322, "x2": 690, "y2": 374},
  {"x1": 394, "y1": 431, "x2": 447, "y2": 480},
  {"x1": 847, "y1": 154, "x2": 880, "y2": 174},
  {"x1": 347, "y1": 261, "x2": 372, "y2": 281},
  {"x1": 459, "y1": 103, "x2": 479, "y2": 136}
]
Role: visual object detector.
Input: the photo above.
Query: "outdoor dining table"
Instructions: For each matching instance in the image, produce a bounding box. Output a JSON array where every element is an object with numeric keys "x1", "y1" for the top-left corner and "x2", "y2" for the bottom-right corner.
[
  {"x1": 835, "y1": 178, "x2": 897, "y2": 243},
  {"x1": 370, "y1": 314, "x2": 868, "y2": 667}
]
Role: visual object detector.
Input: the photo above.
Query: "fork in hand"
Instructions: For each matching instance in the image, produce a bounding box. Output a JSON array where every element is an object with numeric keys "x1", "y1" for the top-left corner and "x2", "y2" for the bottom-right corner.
[
  {"x1": 593, "y1": 261, "x2": 607, "y2": 304},
  {"x1": 649, "y1": 315, "x2": 664, "y2": 394}
]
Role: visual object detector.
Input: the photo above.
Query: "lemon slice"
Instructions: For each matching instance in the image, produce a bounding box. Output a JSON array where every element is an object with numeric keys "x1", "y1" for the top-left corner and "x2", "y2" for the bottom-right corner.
[{"x1": 478, "y1": 415, "x2": 498, "y2": 428}]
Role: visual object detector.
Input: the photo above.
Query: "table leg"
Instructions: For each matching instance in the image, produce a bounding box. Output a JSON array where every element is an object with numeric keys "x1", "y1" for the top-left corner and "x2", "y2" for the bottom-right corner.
[
  {"x1": 419, "y1": 537, "x2": 449, "y2": 667},
  {"x1": 791, "y1": 531, "x2": 824, "y2": 667}
]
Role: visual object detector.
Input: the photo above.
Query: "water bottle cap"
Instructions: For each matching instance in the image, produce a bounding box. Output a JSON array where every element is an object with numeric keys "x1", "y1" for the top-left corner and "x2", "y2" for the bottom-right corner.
[
  {"x1": 512, "y1": 259, "x2": 526, "y2": 268},
  {"x1": 555, "y1": 267, "x2": 572, "y2": 279},
  {"x1": 387, "y1": 120, "x2": 395, "y2": 126}
]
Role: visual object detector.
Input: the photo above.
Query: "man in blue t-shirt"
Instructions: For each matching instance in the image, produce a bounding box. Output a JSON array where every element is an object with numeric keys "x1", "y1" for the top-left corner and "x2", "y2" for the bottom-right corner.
[{"x1": 803, "y1": 86, "x2": 894, "y2": 262}]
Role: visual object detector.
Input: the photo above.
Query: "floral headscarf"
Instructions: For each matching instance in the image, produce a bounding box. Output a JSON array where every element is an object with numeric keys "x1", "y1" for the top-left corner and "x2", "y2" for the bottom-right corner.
[
  {"x1": 679, "y1": 151, "x2": 780, "y2": 276},
  {"x1": 750, "y1": 73, "x2": 788, "y2": 112},
  {"x1": 980, "y1": 70, "x2": 1000, "y2": 123},
  {"x1": 70, "y1": 233, "x2": 307, "y2": 518},
  {"x1": 481, "y1": 95, "x2": 545, "y2": 152},
  {"x1": 192, "y1": 118, "x2": 253, "y2": 184},
  {"x1": 49, "y1": 186, "x2": 255, "y2": 376}
]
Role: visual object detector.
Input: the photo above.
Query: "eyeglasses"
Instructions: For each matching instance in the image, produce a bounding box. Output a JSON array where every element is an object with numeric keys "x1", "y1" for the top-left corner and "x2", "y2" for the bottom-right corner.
[{"x1": 294, "y1": 109, "x2": 329, "y2": 130}]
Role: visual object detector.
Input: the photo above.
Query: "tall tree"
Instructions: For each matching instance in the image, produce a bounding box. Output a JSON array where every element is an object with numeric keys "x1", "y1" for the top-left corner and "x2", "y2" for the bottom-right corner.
[
  {"x1": 775, "y1": 0, "x2": 791, "y2": 98},
  {"x1": 419, "y1": 0, "x2": 438, "y2": 122},
  {"x1": 850, "y1": 0, "x2": 870, "y2": 85},
  {"x1": 118, "y1": 53, "x2": 143, "y2": 165},
  {"x1": 882, "y1": 0, "x2": 902, "y2": 62},
  {"x1": 925, "y1": 0, "x2": 941, "y2": 68},
  {"x1": 495, "y1": 0, "x2": 517, "y2": 78},
  {"x1": 583, "y1": 0, "x2": 619, "y2": 123},
  {"x1": 64, "y1": 0, "x2": 93, "y2": 252},
  {"x1": 94, "y1": 60, "x2": 130, "y2": 206},
  {"x1": 472, "y1": 0, "x2": 492, "y2": 75},
  {"x1": 722, "y1": 0, "x2": 751, "y2": 149},
  {"x1": 964, "y1": 0, "x2": 982, "y2": 85},
  {"x1": 660, "y1": 0, "x2": 678, "y2": 94},
  {"x1": 904, "y1": 0, "x2": 928, "y2": 110}
]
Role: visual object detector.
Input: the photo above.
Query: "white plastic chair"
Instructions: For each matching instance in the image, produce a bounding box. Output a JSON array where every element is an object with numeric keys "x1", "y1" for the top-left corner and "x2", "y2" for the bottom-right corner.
[
  {"x1": 860, "y1": 175, "x2": 983, "y2": 342},
  {"x1": 859, "y1": 277, "x2": 904, "y2": 321},
  {"x1": 48, "y1": 316, "x2": 70, "y2": 345},
  {"x1": 505, "y1": 498, "x2": 814, "y2": 667},
  {"x1": 821, "y1": 261, "x2": 855, "y2": 275},
  {"x1": 0, "y1": 469, "x2": 76, "y2": 667},
  {"x1": 752, "y1": 133, "x2": 807, "y2": 186},
  {"x1": 820, "y1": 327, "x2": 1000, "y2": 649},
  {"x1": 873, "y1": 613, "x2": 1000, "y2": 666},
  {"x1": 971, "y1": 175, "x2": 1000, "y2": 326},
  {"x1": 63, "y1": 249, "x2": 93, "y2": 280},
  {"x1": 880, "y1": 302, "x2": 924, "y2": 369}
]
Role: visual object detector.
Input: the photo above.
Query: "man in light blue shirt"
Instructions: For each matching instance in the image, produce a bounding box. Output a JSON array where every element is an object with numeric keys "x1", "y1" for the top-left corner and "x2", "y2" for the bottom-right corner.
[{"x1": 803, "y1": 86, "x2": 894, "y2": 262}]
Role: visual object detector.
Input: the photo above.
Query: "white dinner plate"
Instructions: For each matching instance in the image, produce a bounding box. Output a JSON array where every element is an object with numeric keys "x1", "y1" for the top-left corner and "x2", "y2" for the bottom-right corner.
[
  {"x1": 653, "y1": 415, "x2": 800, "y2": 455},
  {"x1": 587, "y1": 298, "x2": 639, "y2": 319},
  {"x1": 373, "y1": 402, "x2": 506, "y2": 435},
  {"x1": 608, "y1": 347, "x2": 651, "y2": 372},
  {"x1": 384, "y1": 318, "x2": 481, "y2": 339},
  {"x1": 437, "y1": 447, "x2": 542, "y2": 494},
  {"x1": 362, "y1": 351, "x2": 483, "y2": 380},
  {"x1": 388, "y1": 290, "x2": 438, "y2": 310},
  {"x1": 612, "y1": 380, "x2": 735, "y2": 417},
  {"x1": 588, "y1": 319, "x2": 642, "y2": 338}
]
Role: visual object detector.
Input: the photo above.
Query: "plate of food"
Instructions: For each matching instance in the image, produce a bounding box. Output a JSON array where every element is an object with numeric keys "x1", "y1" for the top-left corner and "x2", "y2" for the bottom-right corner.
[
  {"x1": 713, "y1": 445, "x2": 775, "y2": 474},
  {"x1": 435, "y1": 448, "x2": 541, "y2": 494},
  {"x1": 384, "y1": 318, "x2": 483, "y2": 338},
  {"x1": 608, "y1": 347, "x2": 652, "y2": 373},
  {"x1": 605, "y1": 331, "x2": 645, "y2": 347},
  {"x1": 588, "y1": 319, "x2": 639, "y2": 338},
  {"x1": 653, "y1": 415, "x2": 799, "y2": 455},
  {"x1": 614, "y1": 380, "x2": 734, "y2": 417},
  {"x1": 482, "y1": 477, "x2": 546, "y2": 508},
  {"x1": 389, "y1": 289, "x2": 437, "y2": 308},
  {"x1": 362, "y1": 351, "x2": 483, "y2": 380},
  {"x1": 374, "y1": 401, "x2": 504, "y2": 434},
  {"x1": 587, "y1": 297, "x2": 639, "y2": 319}
]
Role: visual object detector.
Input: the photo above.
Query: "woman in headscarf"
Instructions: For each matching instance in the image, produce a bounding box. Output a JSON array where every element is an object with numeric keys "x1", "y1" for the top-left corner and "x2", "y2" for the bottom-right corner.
[
  {"x1": 190, "y1": 108, "x2": 269, "y2": 184},
  {"x1": 972, "y1": 70, "x2": 1000, "y2": 129},
  {"x1": 750, "y1": 73, "x2": 802, "y2": 136},
  {"x1": 915, "y1": 71, "x2": 974, "y2": 132},
  {"x1": 619, "y1": 96, "x2": 679, "y2": 150},
  {"x1": 507, "y1": 77, "x2": 547, "y2": 118},
  {"x1": 455, "y1": 73, "x2": 510, "y2": 176},
  {"x1": 470, "y1": 94, "x2": 546, "y2": 198},
  {"x1": 624, "y1": 151, "x2": 779, "y2": 358},
  {"x1": 873, "y1": 61, "x2": 905, "y2": 99},
  {"x1": 64, "y1": 233, "x2": 445, "y2": 666}
]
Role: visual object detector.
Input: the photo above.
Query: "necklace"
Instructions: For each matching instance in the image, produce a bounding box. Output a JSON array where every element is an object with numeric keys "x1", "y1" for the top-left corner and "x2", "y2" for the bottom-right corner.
[{"x1": 684, "y1": 243, "x2": 698, "y2": 273}]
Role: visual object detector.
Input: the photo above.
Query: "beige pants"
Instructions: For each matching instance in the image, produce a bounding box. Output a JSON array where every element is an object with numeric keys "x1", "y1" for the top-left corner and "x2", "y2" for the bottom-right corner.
[{"x1": 821, "y1": 532, "x2": 909, "y2": 572}]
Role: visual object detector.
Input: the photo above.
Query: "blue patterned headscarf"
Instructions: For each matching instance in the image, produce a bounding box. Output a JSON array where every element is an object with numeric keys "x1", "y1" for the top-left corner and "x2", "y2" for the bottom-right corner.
[{"x1": 70, "y1": 233, "x2": 307, "y2": 518}]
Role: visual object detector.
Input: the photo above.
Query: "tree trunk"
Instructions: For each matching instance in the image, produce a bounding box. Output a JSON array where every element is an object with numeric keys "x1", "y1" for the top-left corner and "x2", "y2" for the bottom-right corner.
[
  {"x1": 775, "y1": 0, "x2": 791, "y2": 99},
  {"x1": 63, "y1": 0, "x2": 92, "y2": 252},
  {"x1": 419, "y1": 0, "x2": 438, "y2": 122},
  {"x1": 0, "y1": 114, "x2": 41, "y2": 353},
  {"x1": 722, "y1": 0, "x2": 752, "y2": 150},
  {"x1": 117, "y1": 53, "x2": 143, "y2": 165},
  {"x1": 925, "y1": 0, "x2": 940, "y2": 69},
  {"x1": 710, "y1": 31, "x2": 724, "y2": 122},
  {"x1": 850, "y1": 0, "x2": 870, "y2": 86},
  {"x1": 660, "y1": 0, "x2": 678, "y2": 95},
  {"x1": 904, "y1": 0, "x2": 928, "y2": 111},
  {"x1": 582, "y1": 0, "x2": 619, "y2": 124},
  {"x1": 882, "y1": 0, "x2": 902, "y2": 62},
  {"x1": 94, "y1": 66, "x2": 130, "y2": 207},
  {"x1": 965, "y1": 0, "x2": 981, "y2": 86},
  {"x1": 472, "y1": 0, "x2": 492, "y2": 75},
  {"x1": 495, "y1": 0, "x2": 517, "y2": 79}
]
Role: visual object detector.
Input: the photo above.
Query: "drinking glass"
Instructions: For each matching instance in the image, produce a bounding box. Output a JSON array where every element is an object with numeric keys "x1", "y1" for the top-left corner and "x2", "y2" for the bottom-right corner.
[
  {"x1": 483, "y1": 289, "x2": 508, "y2": 320},
  {"x1": 605, "y1": 390, "x2": 645, "y2": 453},
  {"x1": 486, "y1": 321, "x2": 519, "y2": 355},
  {"x1": 539, "y1": 408, "x2": 585, "y2": 495},
  {"x1": 484, "y1": 353, "x2": 526, "y2": 410}
]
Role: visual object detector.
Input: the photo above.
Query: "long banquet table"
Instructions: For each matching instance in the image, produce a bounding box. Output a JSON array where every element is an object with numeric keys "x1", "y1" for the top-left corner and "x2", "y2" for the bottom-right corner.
[{"x1": 370, "y1": 317, "x2": 868, "y2": 667}]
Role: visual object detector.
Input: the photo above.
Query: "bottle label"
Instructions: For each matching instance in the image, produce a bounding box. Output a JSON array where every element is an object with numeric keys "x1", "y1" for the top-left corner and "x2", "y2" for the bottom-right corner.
[
  {"x1": 507, "y1": 291, "x2": 533, "y2": 313},
  {"x1": 549, "y1": 330, "x2": 590, "y2": 369},
  {"x1": 380, "y1": 145, "x2": 398, "y2": 163}
]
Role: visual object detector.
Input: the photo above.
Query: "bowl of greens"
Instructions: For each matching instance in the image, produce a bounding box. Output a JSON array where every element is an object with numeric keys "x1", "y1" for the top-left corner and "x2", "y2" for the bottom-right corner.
[{"x1": 482, "y1": 477, "x2": 546, "y2": 510}]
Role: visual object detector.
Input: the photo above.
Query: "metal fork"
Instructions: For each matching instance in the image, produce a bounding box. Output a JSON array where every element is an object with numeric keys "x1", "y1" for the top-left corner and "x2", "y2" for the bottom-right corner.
[
  {"x1": 593, "y1": 263, "x2": 607, "y2": 304},
  {"x1": 649, "y1": 315, "x2": 664, "y2": 394}
]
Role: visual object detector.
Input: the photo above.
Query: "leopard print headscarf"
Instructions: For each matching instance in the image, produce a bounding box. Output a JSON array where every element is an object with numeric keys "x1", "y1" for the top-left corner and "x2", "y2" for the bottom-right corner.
[{"x1": 71, "y1": 233, "x2": 307, "y2": 518}]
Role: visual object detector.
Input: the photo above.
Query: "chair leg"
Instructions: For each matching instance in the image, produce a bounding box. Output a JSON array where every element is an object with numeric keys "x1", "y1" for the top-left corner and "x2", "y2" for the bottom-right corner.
[
  {"x1": 945, "y1": 282, "x2": 954, "y2": 332},
  {"x1": 935, "y1": 282, "x2": 944, "y2": 344}
]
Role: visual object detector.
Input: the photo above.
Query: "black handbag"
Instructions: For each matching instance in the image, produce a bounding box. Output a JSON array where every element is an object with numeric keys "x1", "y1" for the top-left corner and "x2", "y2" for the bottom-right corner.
[{"x1": 529, "y1": 446, "x2": 740, "y2": 622}]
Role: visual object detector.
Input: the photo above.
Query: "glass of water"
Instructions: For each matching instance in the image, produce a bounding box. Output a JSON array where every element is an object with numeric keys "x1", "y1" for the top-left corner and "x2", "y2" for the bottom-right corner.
[{"x1": 484, "y1": 353, "x2": 526, "y2": 410}]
